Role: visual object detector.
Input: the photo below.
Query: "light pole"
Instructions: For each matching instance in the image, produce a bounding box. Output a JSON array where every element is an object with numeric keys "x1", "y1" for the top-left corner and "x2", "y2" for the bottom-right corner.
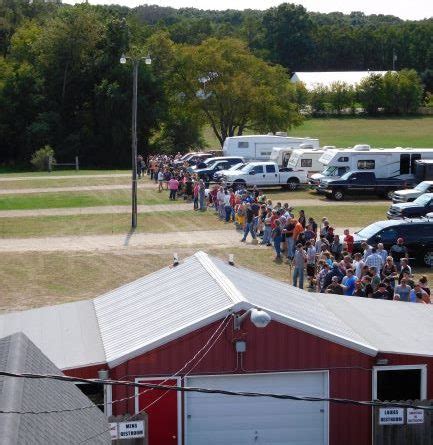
[{"x1": 120, "y1": 53, "x2": 152, "y2": 228}]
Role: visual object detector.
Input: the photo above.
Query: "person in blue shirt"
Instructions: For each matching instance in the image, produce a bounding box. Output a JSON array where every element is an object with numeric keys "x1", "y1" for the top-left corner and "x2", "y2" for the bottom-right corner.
[{"x1": 342, "y1": 269, "x2": 357, "y2": 296}]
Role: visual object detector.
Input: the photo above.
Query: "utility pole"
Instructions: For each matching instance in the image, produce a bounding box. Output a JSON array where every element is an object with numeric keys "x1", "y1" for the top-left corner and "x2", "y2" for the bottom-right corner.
[{"x1": 131, "y1": 60, "x2": 138, "y2": 229}]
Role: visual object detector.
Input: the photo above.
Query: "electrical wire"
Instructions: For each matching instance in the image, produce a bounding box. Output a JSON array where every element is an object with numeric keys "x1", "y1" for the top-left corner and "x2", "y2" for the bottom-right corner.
[{"x1": 1, "y1": 370, "x2": 432, "y2": 411}]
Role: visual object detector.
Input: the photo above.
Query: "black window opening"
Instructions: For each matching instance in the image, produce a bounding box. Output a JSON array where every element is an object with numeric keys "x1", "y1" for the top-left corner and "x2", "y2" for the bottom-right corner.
[
  {"x1": 77, "y1": 383, "x2": 105, "y2": 412},
  {"x1": 411, "y1": 154, "x2": 421, "y2": 174},
  {"x1": 338, "y1": 156, "x2": 349, "y2": 162},
  {"x1": 400, "y1": 154, "x2": 411, "y2": 175},
  {"x1": 266, "y1": 164, "x2": 276, "y2": 173},
  {"x1": 358, "y1": 160, "x2": 375, "y2": 170},
  {"x1": 376, "y1": 369, "x2": 422, "y2": 401},
  {"x1": 301, "y1": 159, "x2": 313, "y2": 167},
  {"x1": 238, "y1": 142, "x2": 249, "y2": 148}
]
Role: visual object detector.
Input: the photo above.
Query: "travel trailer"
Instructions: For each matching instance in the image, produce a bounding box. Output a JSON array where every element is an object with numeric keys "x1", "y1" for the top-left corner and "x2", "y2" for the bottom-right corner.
[
  {"x1": 310, "y1": 145, "x2": 433, "y2": 185},
  {"x1": 222, "y1": 134, "x2": 320, "y2": 161},
  {"x1": 286, "y1": 147, "x2": 328, "y2": 173}
]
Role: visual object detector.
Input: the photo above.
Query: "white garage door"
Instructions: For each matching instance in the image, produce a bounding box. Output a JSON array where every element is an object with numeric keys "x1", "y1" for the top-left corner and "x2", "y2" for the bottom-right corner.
[{"x1": 185, "y1": 372, "x2": 328, "y2": 445}]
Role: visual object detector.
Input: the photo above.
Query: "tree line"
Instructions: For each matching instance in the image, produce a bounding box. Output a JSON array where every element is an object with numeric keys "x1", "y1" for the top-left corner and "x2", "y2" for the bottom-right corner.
[{"x1": 0, "y1": 1, "x2": 432, "y2": 167}]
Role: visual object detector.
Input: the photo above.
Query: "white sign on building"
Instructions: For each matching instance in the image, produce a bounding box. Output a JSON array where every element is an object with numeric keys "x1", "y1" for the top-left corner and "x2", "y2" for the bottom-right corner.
[
  {"x1": 379, "y1": 408, "x2": 404, "y2": 425},
  {"x1": 109, "y1": 423, "x2": 118, "y2": 440},
  {"x1": 407, "y1": 408, "x2": 424, "y2": 424},
  {"x1": 118, "y1": 420, "x2": 145, "y2": 439}
]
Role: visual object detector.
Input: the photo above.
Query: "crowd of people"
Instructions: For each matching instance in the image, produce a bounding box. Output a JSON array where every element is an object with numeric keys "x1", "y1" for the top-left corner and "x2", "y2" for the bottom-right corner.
[{"x1": 143, "y1": 154, "x2": 431, "y2": 304}]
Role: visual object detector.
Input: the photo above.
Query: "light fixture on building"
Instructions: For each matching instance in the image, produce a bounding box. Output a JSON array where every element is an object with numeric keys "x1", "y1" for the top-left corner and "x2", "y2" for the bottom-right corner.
[
  {"x1": 376, "y1": 358, "x2": 389, "y2": 366},
  {"x1": 228, "y1": 254, "x2": 235, "y2": 266},
  {"x1": 173, "y1": 253, "x2": 179, "y2": 267},
  {"x1": 234, "y1": 340, "x2": 246, "y2": 353},
  {"x1": 234, "y1": 308, "x2": 271, "y2": 330}
]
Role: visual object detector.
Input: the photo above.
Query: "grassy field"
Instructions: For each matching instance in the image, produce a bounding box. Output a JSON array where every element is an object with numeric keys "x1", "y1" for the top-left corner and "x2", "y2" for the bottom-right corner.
[
  {"x1": 0, "y1": 189, "x2": 182, "y2": 210},
  {"x1": 2, "y1": 247, "x2": 432, "y2": 312},
  {"x1": 204, "y1": 116, "x2": 433, "y2": 148},
  {"x1": 0, "y1": 176, "x2": 133, "y2": 189},
  {"x1": 0, "y1": 169, "x2": 129, "y2": 177},
  {"x1": 0, "y1": 205, "x2": 388, "y2": 238}
]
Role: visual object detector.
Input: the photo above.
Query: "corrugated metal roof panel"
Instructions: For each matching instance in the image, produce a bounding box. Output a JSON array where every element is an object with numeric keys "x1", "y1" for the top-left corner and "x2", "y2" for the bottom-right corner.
[
  {"x1": 318, "y1": 294, "x2": 433, "y2": 357},
  {"x1": 94, "y1": 254, "x2": 237, "y2": 366},
  {"x1": 0, "y1": 300, "x2": 105, "y2": 370},
  {"x1": 210, "y1": 257, "x2": 376, "y2": 355}
]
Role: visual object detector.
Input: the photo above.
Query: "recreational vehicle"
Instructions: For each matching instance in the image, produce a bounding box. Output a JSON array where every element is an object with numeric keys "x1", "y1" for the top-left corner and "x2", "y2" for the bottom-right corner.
[
  {"x1": 286, "y1": 147, "x2": 330, "y2": 173},
  {"x1": 222, "y1": 134, "x2": 320, "y2": 161},
  {"x1": 310, "y1": 145, "x2": 433, "y2": 185}
]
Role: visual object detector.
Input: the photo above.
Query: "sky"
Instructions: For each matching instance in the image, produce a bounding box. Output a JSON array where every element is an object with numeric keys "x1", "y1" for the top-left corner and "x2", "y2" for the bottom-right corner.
[{"x1": 64, "y1": 0, "x2": 433, "y2": 20}]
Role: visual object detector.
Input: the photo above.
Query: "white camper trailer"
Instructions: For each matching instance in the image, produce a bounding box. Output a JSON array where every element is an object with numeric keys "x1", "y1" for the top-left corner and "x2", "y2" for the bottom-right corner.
[
  {"x1": 310, "y1": 145, "x2": 433, "y2": 185},
  {"x1": 286, "y1": 147, "x2": 327, "y2": 173},
  {"x1": 222, "y1": 134, "x2": 320, "y2": 161}
]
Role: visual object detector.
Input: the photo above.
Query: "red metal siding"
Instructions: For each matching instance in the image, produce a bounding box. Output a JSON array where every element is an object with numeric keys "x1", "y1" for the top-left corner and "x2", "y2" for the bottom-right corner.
[
  {"x1": 108, "y1": 317, "x2": 376, "y2": 445},
  {"x1": 63, "y1": 364, "x2": 108, "y2": 379}
]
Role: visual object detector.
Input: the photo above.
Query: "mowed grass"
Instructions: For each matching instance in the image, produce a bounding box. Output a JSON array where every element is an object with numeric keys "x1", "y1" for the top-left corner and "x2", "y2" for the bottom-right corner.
[
  {"x1": 0, "y1": 211, "x2": 232, "y2": 238},
  {"x1": 0, "y1": 176, "x2": 133, "y2": 189},
  {"x1": 0, "y1": 189, "x2": 179, "y2": 210},
  {"x1": 0, "y1": 205, "x2": 388, "y2": 238},
  {"x1": 0, "y1": 169, "x2": 129, "y2": 177},
  {"x1": 203, "y1": 116, "x2": 433, "y2": 148},
  {"x1": 2, "y1": 246, "x2": 432, "y2": 312},
  {"x1": 289, "y1": 116, "x2": 433, "y2": 148}
]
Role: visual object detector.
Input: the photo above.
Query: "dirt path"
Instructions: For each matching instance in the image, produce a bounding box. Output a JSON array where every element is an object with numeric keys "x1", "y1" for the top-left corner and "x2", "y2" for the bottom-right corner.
[
  {"x1": 0, "y1": 227, "x2": 359, "y2": 253},
  {"x1": 0, "y1": 183, "x2": 158, "y2": 194},
  {"x1": 0, "y1": 174, "x2": 130, "y2": 182},
  {"x1": 0, "y1": 199, "x2": 387, "y2": 218}
]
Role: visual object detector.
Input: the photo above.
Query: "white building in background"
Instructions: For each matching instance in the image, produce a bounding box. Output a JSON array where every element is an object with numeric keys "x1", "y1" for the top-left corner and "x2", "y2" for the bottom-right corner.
[{"x1": 290, "y1": 71, "x2": 390, "y2": 89}]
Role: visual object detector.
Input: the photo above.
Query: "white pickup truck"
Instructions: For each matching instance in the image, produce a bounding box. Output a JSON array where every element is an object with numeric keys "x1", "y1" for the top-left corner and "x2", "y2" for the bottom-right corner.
[{"x1": 221, "y1": 162, "x2": 308, "y2": 190}]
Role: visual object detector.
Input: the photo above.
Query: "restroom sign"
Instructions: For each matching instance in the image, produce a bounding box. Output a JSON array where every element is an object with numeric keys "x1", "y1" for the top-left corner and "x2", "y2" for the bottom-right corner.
[{"x1": 379, "y1": 408, "x2": 404, "y2": 425}]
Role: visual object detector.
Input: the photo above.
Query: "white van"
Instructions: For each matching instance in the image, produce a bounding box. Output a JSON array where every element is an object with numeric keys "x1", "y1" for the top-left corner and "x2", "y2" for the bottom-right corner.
[
  {"x1": 310, "y1": 145, "x2": 433, "y2": 185},
  {"x1": 286, "y1": 147, "x2": 327, "y2": 173},
  {"x1": 222, "y1": 134, "x2": 320, "y2": 161}
]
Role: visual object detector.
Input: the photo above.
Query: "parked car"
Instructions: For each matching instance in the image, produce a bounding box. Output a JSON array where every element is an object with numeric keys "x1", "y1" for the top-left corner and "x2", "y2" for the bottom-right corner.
[
  {"x1": 214, "y1": 162, "x2": 246, "y2": 182},
  {"x1": 190, "y1": 156, "x2": 245, "y2": 172},
  {"x1": 392, "y1": 181, "x2": 433, "y2": 203},
  {"x1": 387, "y1": 193, "x2": 433, "y2": 219},
  {"x1": 352, "y1": 218, "x2": 433, "y2": 266},
  {"x1": 317, "y1": 171, "x2": 407, "y2": 201},
  {"x1": 221, "y1": 162, "x2": 308, "y2": 190},
  {"x1": 173, "y1": 152, "x2": 212, "y2": 167},
  {"x1": 194, "y1": 158, "x2": 246, "y2": 182}
]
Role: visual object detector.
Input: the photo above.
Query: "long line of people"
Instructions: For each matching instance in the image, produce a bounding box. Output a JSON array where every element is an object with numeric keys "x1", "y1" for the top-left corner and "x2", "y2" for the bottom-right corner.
[{"x1": 145, "y1": 154, "x2": 430, "y2": 303}]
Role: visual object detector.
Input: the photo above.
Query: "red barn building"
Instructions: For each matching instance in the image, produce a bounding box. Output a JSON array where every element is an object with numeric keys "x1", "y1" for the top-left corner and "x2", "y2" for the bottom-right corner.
[{"x1": 1, "y1": 251, "x2": 432, "y2": 445}]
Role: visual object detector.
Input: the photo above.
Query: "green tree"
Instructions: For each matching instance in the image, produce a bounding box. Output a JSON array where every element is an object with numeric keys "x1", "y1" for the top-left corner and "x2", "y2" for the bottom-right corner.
[
  {"x1": 175, "y1": 38, "x2": 302, "y2": 147},
  {"x1": 309, "y1": 84, "x2": 329, "y2": 114},
  {"x1": 328, "y1": 81, "x2": 354, "y2": 114},
  {"x1": 356, "y1": 74, "x2": 384, "y2": 115},
  {"x1": 262, "y1": 3, "x2": 314, "y2": 70}
]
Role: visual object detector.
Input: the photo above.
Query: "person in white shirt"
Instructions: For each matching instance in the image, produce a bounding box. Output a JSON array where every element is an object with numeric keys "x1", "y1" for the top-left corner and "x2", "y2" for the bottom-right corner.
[
  {"x1": 377, "y1": 243, "x2": 388, "y2": 265},
  {"x1": 353, "y1": 252, "x2": 365, "y2": 279}
]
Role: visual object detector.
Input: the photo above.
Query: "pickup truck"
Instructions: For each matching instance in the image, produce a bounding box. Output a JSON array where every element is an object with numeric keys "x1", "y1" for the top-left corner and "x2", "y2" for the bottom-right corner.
[
  {"x1": 317, "y1": 171, "x2": 406, "y2": 201},
  {"x1": 221, "y1": 162, "x2": 308, "y2": 190},
  {"x1": 387, "y1": 193, "x2": 433, "y2": 219},
  {"x1": 392, "y1": 181, "x2": 433, "y2": 203}
]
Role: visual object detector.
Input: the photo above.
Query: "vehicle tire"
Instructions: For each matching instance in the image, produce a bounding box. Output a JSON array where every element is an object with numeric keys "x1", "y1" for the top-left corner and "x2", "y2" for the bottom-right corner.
[
  {"x1": 287, "y1": 178, "x2": 299, "y2": 191},
  {"x1": 332, "y1": 189, "x2": 344, "y2": 201},
  {"x1": 424, "y1": 250, "x2": 433, "y2": 267}
]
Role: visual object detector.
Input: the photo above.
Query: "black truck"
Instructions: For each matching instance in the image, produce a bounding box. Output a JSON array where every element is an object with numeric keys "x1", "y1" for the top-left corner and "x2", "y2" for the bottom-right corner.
[
  {"x1": 387, "y1": 193, "x2": 433, "y2": 219},
  {"x1": 317, "y1": 171, "x2": 407, "y2": 201}
]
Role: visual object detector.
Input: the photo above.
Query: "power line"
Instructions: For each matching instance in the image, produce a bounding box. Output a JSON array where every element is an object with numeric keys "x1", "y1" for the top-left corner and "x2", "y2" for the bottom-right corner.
[{"x1": 1, "y1": 370, "x2": 432, "y2": 411}]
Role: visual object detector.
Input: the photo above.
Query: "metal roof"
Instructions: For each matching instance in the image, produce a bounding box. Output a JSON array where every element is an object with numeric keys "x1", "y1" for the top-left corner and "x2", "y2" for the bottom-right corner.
[
  {"x1": 291, "y1": 71, "x2": 390, "y2": 89},
  {"x1": 2, "y1": 252, "x2": 433, "y2": 371},
  {"x1": 0, "y1": 332, "x2": 110, "y2": 444},
  {"x1": 0, "y1": 300, "x2": 105, "y2": 370}
]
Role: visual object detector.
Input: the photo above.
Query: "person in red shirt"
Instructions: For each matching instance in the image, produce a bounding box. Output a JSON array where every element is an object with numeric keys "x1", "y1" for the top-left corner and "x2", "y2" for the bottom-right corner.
[{"x1": 344, "y1": 228, "x2": 354, "y2": 254}]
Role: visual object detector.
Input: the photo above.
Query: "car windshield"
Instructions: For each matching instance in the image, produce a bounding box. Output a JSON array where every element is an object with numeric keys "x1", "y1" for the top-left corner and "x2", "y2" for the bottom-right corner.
[
  {"x1": 414, "y1": 182, "x2": 431, "y2": 192},
  {"x1": 413, "y1": 194, "x2": 432, "y2": 205},
  {"x1": 322, "y1": 166, "x2": 339, "y2": 176},
  {"x1": 356, "y1": 222, "x2": 387, "y2": 239}
]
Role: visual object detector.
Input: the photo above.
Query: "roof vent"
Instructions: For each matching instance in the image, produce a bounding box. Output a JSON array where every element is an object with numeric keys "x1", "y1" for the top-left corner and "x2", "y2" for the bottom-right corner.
[
  {"x1": 299, "y1": 143, "x2": 314, "y2": 150},
  {"x1": 322, "y1": 146, "x2": 336, "y2": 150},
  {"x1": 173, "y1": 253, "x2": 179, "y2": 267},
  {"x1": 353, "y1": 144, "x2": 371, "y2": 151},
  {"x1": 275, "y1": 132, "x2": 288, "y2": 137}
]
